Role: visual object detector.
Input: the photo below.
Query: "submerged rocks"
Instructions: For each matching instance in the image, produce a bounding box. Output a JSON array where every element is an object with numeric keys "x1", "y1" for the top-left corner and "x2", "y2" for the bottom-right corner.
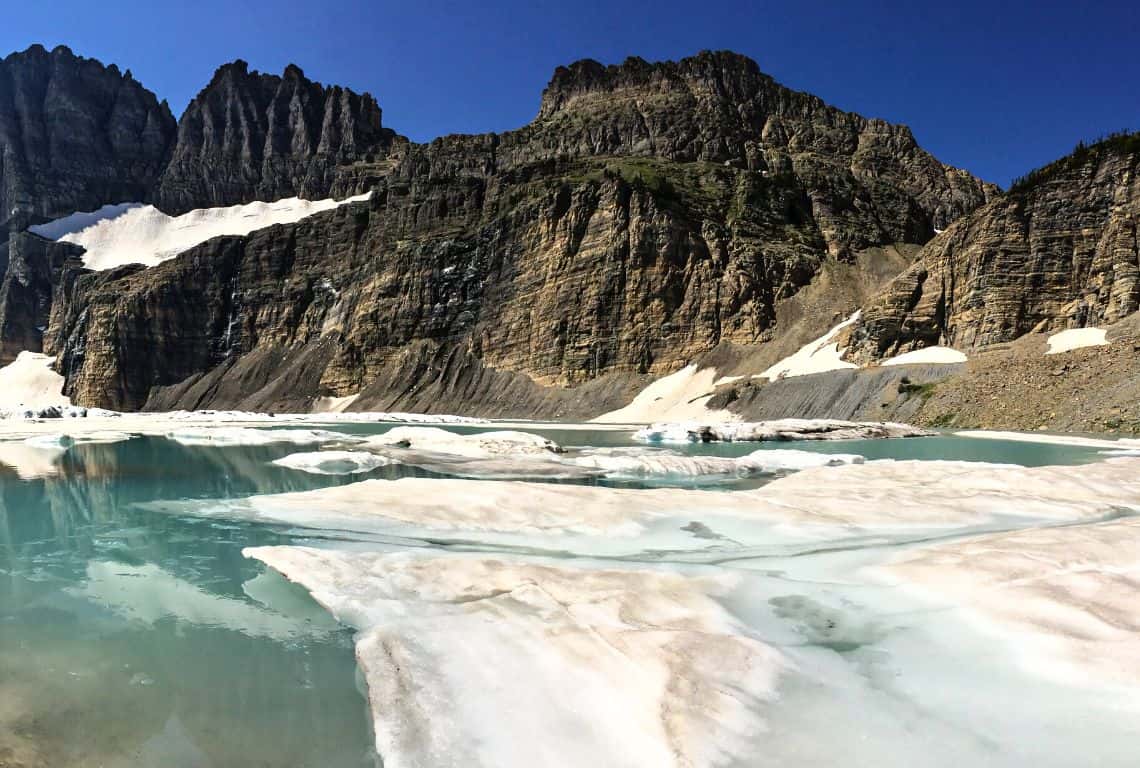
[{"x1": 635, "y1": 418, "x2": 933, "y2": 443}]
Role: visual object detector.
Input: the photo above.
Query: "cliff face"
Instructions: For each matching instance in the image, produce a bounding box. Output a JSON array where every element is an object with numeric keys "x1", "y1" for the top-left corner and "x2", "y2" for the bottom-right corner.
[
  {"x1": 849, "y1": 134, "x2": 1140, "y2": 359},
  {"x1": 153, "y1": 61, "x2": 398, "y2": 214},
  {"x1": 0, "y1": 45, "x2": 176, "y2": 227},
  {"x1": 0, "y1": 233, "x2": 83, "y2": 363},
  {"x1": 42, "y1": 51, "x2": 996, "y2": 413}
]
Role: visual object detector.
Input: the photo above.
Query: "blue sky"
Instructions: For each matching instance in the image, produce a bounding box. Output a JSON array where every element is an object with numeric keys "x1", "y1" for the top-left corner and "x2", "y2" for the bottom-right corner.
[{"x1": 5, "y1": 0, "x2": 1137, "y2": 187}]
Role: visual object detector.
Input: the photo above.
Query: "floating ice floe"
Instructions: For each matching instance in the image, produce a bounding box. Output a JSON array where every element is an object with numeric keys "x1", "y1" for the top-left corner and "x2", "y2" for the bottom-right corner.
[
  {"x1": 592, "y1": 364, "x2": 739, "y2": 424},
  {"x1": 880, "y1": 514, "x2": 1140, "y2": 689},
  {"x1": 165, "y1": 427, "x2": 358, "y2": 447},
  {"x1": 0, "y1": 430, "x2": 139, "y2": 478},
  {"x1": 1045, "y1": 327, "x2": 1109, "y2": 355},
  {"x1": 758, "y1": 312, "x2": 861, "y2": 381},
  {"x1": 272, "y1": 450, "x2": 395, "y2": 475},
  {"x1": 144, "y1": 458, "x2": 1140, "y2": 559},
  {"x1": 29, "y1": 193, "x2": 372, "y2": 271},
  {"x1": 565, "y1": 446, "x2": 863, "y2": 477},
  {"x1": 881, "y1": 346, "x2": 968, "y2": 366},
  {"x1": 364, "y1": 427, "x2": 562, "y2": 457},
  {"x1": 635, "y1": 418, "x2": 932, "y2": 443},
  {"x1": 244, "y1": 547, "x2": 784, "y2": 768}
]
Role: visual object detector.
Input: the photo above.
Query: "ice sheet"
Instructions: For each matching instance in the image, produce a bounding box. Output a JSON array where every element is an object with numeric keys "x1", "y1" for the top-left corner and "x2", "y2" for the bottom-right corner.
[
  {"x1": 245, "y1": 547, "x2": 784, "y2": 768},
  {"x1": 881, "y1": 515, "x2": 1140, "y2": 688}
]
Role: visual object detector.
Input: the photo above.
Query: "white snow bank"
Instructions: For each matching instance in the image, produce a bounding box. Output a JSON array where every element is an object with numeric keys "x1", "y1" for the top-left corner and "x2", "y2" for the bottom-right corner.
[
  {"x1": 70, "y1": 561, "x2": 326, "y2": 641},
  {"x1": 882, "y1": 515, "x2": 1140, "y2": 688},
  {"x1": 272, "y1": 450, "x2": 394, "y2": 475},
  {"x1": 759, "y1": 312, "x2": 860, "y2": 381},
  {"x1": 882, "y1": 346, "x2": 968, "y2": 366},
  {"x1": 310, "y1": 393, "x2": 361, "y2": 414},
  {"x1": 165, "y1": 427, "x2": 357, "y2": 447},
  {"x1": 30, "y1": 193, "x2": 372, "y2": 271},
  {"x1": 1045, "y1": 327, "x2": 1108, "y2": 355},
  {"x1": 592, "y1": 364, "x2": 739, "y2": 424},
  {"x1": 566, "y1": 447, "x2": 863, "y2": 477},
  {"x1": 0, "y1": 352, "x2": 70, "y2": 410},
  {"x1": 635, "y1": 418, "x2": 931, "y2": 443},
  {"x1": 365, "y1": 426, "x2": 561, "y2": 457},
  {"x1": 245, "y1": 547, "x2": 783, "y2": 768}
]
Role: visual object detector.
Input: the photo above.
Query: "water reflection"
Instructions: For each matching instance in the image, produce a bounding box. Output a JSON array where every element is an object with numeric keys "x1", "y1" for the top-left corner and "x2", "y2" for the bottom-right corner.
[{"x1": 0, "y1": 437, "x2": 377, "y2": 767}]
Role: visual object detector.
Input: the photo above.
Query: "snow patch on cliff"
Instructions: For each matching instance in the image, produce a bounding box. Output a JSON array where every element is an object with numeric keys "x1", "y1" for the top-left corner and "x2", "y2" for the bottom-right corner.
[
  {"x1": 759, "y1": 312, "x2": 860, "y2": 381},
  {"x1": 29, "y1": 192, "x2": 372, "y2": 271}
]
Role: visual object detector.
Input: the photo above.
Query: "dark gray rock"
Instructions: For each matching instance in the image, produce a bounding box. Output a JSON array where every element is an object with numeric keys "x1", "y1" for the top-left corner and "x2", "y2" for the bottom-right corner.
[
  {"x1": 153, "y1": 60, "x2": 399, "y2": 214},
  {"x1": 0, "y1": 44, "x2": 176, "y2": 228}
]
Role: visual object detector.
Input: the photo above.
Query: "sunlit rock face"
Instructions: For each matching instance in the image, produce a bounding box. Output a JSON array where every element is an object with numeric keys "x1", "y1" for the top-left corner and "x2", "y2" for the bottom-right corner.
[
  {"x1": 36, "y1": 51, "x2": 994, "y2": 415},
  {"x1": 849, "y1": 134, "x2": 1140, "y2": 360}
]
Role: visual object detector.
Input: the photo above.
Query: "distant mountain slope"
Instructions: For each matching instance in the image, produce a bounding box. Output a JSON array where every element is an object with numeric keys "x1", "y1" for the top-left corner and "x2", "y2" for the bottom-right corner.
[
  {"x1": 848, "y1": 132, "x2": 1140, "y2": 360},
  {"x1": 37, "y1": 51, "x2": 996, "y2": 413}
]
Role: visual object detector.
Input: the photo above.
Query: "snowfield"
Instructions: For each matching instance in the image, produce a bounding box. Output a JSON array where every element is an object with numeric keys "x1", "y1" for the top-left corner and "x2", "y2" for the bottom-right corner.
[
  {"x1": 759, "y1": 312, "x2": 861, "y2": 381},
  {"x1": 1045, "y1": 327, "x2": 1109, "y2": 354},
  {"x1": 592, "y1": 364, "x2": 738, "y2": 424},
  {"x1": 882, "y1": 346, "x2": 968, "y2": 365},
  {"x1": 28, "y1": 193, "x2": 372, "y2": 271}
]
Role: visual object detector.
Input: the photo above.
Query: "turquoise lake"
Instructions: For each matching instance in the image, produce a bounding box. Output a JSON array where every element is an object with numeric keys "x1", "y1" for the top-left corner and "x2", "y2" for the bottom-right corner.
[{"x1": 0, "y1": 424, "x2": 1108, "y2": 766}]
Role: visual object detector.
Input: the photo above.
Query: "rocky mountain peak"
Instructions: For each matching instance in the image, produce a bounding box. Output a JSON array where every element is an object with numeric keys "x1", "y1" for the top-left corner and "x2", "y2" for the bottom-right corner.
[
  {"x1": 153, "y1": 59, "x2": 395, "y2": 213},
  {"x1": 0, "y1": 43, "x2": 176, "y2": 228},
  {"x1": 537, "y1": 50, "x2": 762, "y2": 119}
]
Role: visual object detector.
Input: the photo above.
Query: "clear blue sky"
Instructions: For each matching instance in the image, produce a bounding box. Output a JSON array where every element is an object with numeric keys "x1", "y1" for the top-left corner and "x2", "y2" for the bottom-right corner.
[{"x1": 4, "y1": 0, "x2": 1137, "y2": 187}]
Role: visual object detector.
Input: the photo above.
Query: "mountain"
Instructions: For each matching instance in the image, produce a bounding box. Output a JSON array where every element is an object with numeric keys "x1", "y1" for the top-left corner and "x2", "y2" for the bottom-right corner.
[
  {"x1": 848, "y1": 133, "x2": 1140, "y2": 359},
  {"x1": 707, "y1": 132, "x2": 1140, "y2": 433},
  {"x1": 36, "y1": 50, "x2": 996, "y2": 413},
  {"x1": 154, "y1": 60, "x2": 399, "y2": 214},
  {"x1": 0, "y1": 45, "x2": 175, "y2": 229}
]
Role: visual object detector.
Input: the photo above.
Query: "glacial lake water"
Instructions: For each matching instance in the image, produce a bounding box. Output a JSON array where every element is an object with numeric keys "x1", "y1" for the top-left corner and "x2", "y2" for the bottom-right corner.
[{"x1": 0, "y1": 424, "x2": 1112, "y2": 766}]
